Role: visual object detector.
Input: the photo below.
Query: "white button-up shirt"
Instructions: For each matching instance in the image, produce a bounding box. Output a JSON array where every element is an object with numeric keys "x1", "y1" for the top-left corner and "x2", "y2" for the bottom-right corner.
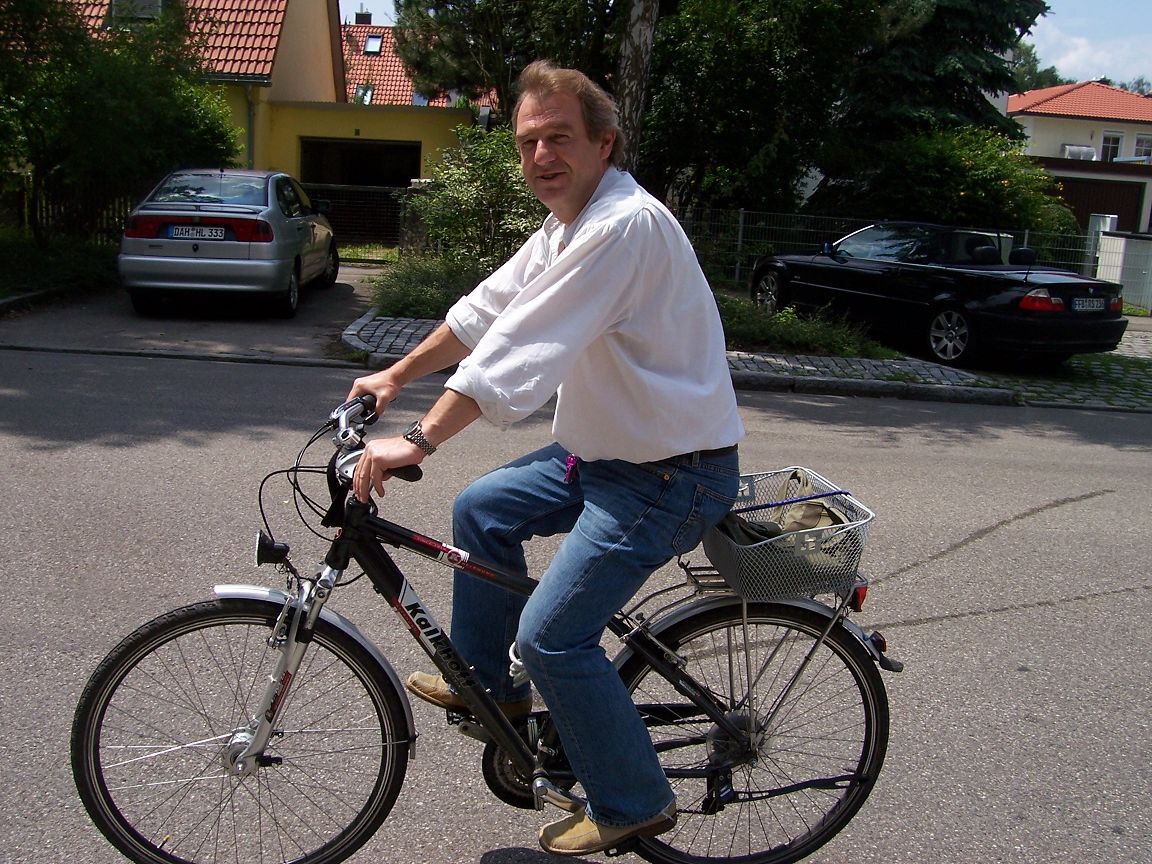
[{"x1": 444, "y1": 168, "x2": 744, "y2": 463}]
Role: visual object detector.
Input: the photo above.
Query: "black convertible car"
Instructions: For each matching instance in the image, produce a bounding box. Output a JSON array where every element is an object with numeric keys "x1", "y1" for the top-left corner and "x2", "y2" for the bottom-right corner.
[{"x1": 749, "y1": 222, "x2": 1128, "y2": 365}]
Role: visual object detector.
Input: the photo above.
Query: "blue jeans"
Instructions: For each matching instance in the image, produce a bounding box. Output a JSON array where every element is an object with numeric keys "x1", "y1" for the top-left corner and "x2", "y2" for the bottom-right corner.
[{"x1": 450, "y1": 442, "x2": 739, "y2": 827}]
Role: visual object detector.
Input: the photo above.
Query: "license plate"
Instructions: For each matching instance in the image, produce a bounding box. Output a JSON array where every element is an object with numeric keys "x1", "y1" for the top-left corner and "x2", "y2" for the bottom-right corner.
[
  {"x1": 1072, "y1": 297, "x2": 1106, "y2": 311},
  {"x1": 170, "y1": 225, "x2": 225, "y2": 240}
]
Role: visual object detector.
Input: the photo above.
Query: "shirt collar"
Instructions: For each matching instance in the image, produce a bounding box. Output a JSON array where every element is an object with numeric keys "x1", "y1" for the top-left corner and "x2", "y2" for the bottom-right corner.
[{"x1": 543, "y1": 168, "x2": 630, "y2": 249}]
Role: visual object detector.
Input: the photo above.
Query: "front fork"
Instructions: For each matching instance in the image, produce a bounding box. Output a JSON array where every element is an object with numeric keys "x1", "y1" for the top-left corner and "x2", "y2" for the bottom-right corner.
[{"x1": 227, "y1": 566, "x2": 340, "y2": 777}]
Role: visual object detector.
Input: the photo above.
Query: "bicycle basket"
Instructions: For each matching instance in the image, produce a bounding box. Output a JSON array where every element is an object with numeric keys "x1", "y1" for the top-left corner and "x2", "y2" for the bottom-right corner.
[{"x1": 702, "y1": 467, "x2": 874, "y2": 601}]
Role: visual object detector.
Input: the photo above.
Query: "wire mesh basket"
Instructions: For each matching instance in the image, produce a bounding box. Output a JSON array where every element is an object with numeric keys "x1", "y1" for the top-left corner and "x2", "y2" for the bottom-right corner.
[{"x1": 702, "y1": 467, "x2": 874, "y2": 601}]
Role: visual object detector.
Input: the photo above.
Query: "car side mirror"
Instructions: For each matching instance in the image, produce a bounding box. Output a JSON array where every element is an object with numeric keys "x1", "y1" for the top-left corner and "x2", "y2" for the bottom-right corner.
[{"x1": 822, "y1": 241, "x2": 834, "y2": 255}]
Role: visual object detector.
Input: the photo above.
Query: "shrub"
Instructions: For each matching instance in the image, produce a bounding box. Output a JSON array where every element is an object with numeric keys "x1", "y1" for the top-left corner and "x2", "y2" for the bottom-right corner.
[
  {"x1": 370, "y1": 254, "x2": 490, "y2": 319},
  {"x1": 0, "y1": 229, "x2": 119, "y2": 300},
  {"x1": 715, "y1": 294, "x2": 898, "y2": 359},
  {"x1": 405, "y1": 126, "x2": 545, "y2": 271}
]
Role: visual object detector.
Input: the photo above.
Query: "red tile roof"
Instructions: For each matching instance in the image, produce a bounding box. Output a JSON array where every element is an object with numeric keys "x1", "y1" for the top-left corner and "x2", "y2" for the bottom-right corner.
[
  {"x1": 75, "y1": 1, "x2": 287, "y2": 81},
  {"x1": 342, "y1": 24, "x2": 495, "y2": 108},
  {"x1": 1008, "y1": 81, "x2": 1152, "y2": 124}
]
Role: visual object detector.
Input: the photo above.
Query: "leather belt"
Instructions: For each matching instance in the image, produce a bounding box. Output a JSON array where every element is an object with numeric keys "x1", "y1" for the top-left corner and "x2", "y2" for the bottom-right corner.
[{"x1": 663, "y1": 444, "x2": 738, "y2": 466}]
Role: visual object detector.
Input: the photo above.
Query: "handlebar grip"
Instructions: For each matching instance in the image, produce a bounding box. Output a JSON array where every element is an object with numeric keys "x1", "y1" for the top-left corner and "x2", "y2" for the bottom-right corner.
[
  {"x1": 355, "y1": 394, "x2": 379, "y2": 426},
  {"x1": 391, "y1": 464, "x2": 423, "y2": 482}
]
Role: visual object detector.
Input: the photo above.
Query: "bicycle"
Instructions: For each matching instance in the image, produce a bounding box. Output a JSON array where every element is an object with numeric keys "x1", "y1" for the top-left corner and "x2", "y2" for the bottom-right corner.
[{"x1": 71, "y1": 396, "x2": 903, "y2": 864}]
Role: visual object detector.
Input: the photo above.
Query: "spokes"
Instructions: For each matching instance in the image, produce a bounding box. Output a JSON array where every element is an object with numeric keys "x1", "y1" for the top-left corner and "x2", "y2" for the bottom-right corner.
[
  {"x1": 74, "y1": 601, "x2": 408, "y2": 864},
  {"x1": 622, "y1": 605, "x2": 887, "y2": 864}
]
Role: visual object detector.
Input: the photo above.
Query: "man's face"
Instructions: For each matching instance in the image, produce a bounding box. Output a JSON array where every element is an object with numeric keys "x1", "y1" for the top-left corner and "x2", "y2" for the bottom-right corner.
[{"x1": 515, "y1": 91, "x2": 615, "y2": 225}]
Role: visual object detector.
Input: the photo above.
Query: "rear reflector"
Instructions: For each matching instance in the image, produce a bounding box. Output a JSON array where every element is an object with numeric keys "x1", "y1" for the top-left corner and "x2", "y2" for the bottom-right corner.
[{"x1": 123, "y1": 215, "x2": 274, "y2": 242}]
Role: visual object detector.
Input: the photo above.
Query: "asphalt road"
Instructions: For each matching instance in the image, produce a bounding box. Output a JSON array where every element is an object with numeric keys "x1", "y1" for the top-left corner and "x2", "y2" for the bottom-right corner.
[{"x1": 1, "y1": 340, "x2": 1149, "y2": 864}]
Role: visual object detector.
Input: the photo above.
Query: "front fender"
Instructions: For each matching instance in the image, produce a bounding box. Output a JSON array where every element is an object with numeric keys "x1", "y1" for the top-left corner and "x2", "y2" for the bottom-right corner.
[
  {"x1": 214, "y1": 583, "x2": 417, "y2": 753},
  {"x1": 614, "y1": 593, "x2": 881, "y2": 669}
]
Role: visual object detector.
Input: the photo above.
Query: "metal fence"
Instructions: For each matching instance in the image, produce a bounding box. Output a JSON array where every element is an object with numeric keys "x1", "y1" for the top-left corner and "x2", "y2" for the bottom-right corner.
[{"x1": 9, "y1": 178, "x2": 1148, "y2": 310}]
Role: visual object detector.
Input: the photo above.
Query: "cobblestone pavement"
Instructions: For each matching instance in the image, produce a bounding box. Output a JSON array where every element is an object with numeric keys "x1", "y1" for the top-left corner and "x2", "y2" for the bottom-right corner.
[{"x1": 343, "y1": 312, "x2": 1152, "y2": 413}]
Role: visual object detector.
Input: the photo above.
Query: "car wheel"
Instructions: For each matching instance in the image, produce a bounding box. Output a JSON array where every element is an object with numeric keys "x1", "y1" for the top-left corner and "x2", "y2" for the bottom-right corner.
[
  {"x1": 128, "y1": 290, "x2": 161, "y2": 317},
  {"x1": 316, "y1": 243, "x2": 339, "y2": 289},
  {"x1": 273, "y1": 266, "x2": 300, "y2": 318},
  {"x1": 750, "y1": 267, "x2": 786, "y2": 314},
  {"x1": 926, "y1": 306, "x2": 974, "y2": 365}
]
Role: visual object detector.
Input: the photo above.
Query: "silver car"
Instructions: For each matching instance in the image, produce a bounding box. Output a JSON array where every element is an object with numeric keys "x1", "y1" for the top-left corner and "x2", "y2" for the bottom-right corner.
[{"x1": 118, "y1": 169, "x2": 338, "y2": 317}]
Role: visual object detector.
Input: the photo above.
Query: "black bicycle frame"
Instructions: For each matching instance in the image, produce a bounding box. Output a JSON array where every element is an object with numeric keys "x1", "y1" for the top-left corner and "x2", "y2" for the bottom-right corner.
[{"x1": 328, "y1": 497, "x2": 750, "y2": 783}]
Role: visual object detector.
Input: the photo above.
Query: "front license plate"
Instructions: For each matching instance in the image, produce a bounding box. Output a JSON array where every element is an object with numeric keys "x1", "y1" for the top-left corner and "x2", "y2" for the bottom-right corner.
[
  {"x1": 170, "y1": 225, "x2": 225, "y2": 240},
  {"x1": 1072, "y1": 297, "x2": 1106, "y2": 311}
]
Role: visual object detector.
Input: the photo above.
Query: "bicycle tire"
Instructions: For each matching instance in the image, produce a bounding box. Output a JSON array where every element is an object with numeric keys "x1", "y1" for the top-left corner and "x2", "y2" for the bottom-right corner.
[
  {"x1": 619, "y1": 602, "x2": 889, "y2": 864},
  {"x1": 71, "y1": 598, "x2": 411, "y2": 864}
]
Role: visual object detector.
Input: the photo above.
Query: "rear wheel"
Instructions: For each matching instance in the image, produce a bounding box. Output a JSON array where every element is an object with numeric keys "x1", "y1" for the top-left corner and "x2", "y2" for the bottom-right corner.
[
  {"x1": 750, "y1": 267, "x2": 787, "y2": 314},
  {"x1": 71, "y1": 598, "x2": 410, "y2": 864},
  {"x1": 128, "y1": 290, "x2": 162, "y2": 317},
  {"x1": 273, "y1": 265, "x2": 300, "y2": 318},
  {"x1": 315, "y1": 243, "x2": 339, "y2": 289},
  {"x1": 926, "y1": 305, "x2": 974, "y2": 365},
  {"x1": 619, "y1": 603, "x2": 889, "y2": 864}
]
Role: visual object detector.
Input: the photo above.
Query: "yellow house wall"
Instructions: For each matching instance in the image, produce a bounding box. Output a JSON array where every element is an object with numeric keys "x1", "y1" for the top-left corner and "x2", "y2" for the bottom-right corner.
[
  {"x1": 260, "y1": 102, "x2": 474, "y2": 178},
  {"x1": 218, "y1": 88, "x2": 470, "y2": 178},
  {"x1": 269, "y1": 0, "x2": 339, "y2": 103}
]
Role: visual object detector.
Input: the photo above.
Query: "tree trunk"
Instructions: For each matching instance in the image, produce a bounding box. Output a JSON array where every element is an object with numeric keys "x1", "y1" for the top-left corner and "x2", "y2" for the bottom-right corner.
[{"x1": 615, "y1": 0, "x2": 660, "y2": 173}]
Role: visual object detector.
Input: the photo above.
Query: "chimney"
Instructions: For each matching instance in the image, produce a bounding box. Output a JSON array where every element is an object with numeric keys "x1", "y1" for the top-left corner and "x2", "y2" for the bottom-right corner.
[{"x1": 355, "y1": 11, "x2": 372, "y2": 25}]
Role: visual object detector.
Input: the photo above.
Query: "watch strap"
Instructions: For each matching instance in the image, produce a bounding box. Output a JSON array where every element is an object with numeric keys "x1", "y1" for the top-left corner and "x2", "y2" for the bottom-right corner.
[{"x1": 403, "y1": 421, "x2": 437, "y2": 456}]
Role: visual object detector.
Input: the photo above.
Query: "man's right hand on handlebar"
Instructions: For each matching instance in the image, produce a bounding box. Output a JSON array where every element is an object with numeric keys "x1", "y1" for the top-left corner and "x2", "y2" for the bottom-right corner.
[{"x1": 352, "y1": 435, "x2": 427, "y2": 502}]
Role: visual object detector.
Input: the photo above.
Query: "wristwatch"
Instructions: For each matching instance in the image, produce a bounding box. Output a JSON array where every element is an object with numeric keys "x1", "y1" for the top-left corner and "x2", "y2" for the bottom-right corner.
[{"x1": 402, "y1": 420, "x2": 437, "y2": 456}]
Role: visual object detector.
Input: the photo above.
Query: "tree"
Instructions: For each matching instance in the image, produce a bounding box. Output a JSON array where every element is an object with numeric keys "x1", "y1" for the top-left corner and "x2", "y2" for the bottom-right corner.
[
  {"x1": 810, "y1": 0, "x2": 1051, "y2": 214},
  {"x1": 839, "y1": 126, "x2": 1079, "y2": 233},
  {"x1": 1011, "y1": 40, "x2": 1072, "y2": 92},
  {"x1": 393, "y1": 0, "x2": 626, "y2": 119},
  {"x1": 1119, "y1": 76, "x2": 1151, "y2": 95},
  {"x1": 638, "y1": 0, "x2": 880, "y2": 212},
  {"x1": 614, "y1": 0, "x2": 659, "y2": 171},
  {"x1": 0, "y1": 1, "x2": 237, "y2": 243}
]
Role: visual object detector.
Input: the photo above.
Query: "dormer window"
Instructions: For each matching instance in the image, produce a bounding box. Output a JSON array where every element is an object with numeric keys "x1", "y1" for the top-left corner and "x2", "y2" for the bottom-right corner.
[
  {"x1": 364, "y1": 35, "x2": 382, "y2": 55},
  {"x1": 111, "y1": 0, "x2": 165, "y2": 20}
]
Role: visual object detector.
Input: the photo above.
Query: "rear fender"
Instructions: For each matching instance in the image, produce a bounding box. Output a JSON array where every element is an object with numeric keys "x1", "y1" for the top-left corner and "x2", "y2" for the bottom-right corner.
[{"x1": 214, "y1": 583, "x2": 417, "y2": 752}]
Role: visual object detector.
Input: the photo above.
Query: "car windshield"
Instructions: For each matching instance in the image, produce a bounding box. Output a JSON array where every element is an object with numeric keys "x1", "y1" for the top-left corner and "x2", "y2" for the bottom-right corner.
[
  {"x1": 150, "y1": 174, "x2": 268, "y2": 206},
  {"x1": 836, "y1": 225, "x2": 943, "y2": 264}
]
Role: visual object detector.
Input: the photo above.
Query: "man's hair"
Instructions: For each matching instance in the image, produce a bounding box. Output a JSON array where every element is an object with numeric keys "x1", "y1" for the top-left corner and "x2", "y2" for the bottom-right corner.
[{"x1": 511, "y1": 60, "x2": 626, "y2": 166}]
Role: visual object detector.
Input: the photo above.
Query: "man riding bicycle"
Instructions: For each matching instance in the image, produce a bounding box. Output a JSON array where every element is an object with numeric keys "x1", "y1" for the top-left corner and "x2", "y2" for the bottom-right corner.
[{"x1": 347, "y1": 60, "x2": 744, "y2": 857}]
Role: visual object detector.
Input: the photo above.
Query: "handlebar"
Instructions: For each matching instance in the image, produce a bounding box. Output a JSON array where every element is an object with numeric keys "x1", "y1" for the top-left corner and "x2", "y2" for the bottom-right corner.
[{"x1": 329, "y1": 396, "x2": 422, "y2": 483}]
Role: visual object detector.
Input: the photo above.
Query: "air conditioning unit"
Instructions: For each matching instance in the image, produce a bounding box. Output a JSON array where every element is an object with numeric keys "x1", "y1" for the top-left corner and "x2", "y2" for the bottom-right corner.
[{"x1": 1060, "y1": 144, "x2": 1096, "y2": 160}]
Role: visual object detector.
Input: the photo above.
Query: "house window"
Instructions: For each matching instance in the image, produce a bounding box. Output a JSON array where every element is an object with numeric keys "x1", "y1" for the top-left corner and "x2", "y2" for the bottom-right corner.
[
  {"x1": 1136, "y1": 135, "x2": 1152, "y2": 159},
  {"x1": 364, "y1": 35, "x2": 383, "y2": 54},
  {"x1": 1101, "y1": 132, "x2": 1123, "y2": 162},
  {"x1": 110, "y1": 0, "x2": 164, "y2": 20},
  {"x1": 354, "y1": 83, "x2": 374, "y2": 105}
]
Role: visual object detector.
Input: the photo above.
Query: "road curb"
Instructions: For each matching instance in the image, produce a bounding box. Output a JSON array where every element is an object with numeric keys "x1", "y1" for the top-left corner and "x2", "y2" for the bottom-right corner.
[{"x1": 344, "y1": 312, "x2": 1026, "y2": 407}]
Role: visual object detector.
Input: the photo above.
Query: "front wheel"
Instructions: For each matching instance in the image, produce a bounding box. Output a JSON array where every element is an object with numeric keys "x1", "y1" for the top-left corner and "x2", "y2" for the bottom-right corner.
[
  {"x1": 71, "y1": 598, "x2": 411, "y2": 864},
  {"x1": 619, "y1": 603, "x2": 889, "y2": 864}
]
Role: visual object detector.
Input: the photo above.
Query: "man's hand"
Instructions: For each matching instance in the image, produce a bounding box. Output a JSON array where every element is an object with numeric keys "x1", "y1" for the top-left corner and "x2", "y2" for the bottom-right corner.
[
  {"x1": 346, "y1": 370, "x2": 402, "y2": 416},
  {"x1": 353, "y1": 436, "x2": 426, "y2": 502}
]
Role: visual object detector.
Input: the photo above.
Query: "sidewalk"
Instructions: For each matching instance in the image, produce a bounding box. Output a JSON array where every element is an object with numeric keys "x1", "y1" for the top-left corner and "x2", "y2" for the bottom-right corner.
[{"x1": 343, "y1": 311, "x2": 1152, "y2": 413}]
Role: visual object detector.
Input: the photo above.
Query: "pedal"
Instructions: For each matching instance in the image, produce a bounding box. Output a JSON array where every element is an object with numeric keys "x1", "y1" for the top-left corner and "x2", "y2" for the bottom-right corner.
[{"x1": 533, "y1": 777, "x2": 585, "y2": 813}]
